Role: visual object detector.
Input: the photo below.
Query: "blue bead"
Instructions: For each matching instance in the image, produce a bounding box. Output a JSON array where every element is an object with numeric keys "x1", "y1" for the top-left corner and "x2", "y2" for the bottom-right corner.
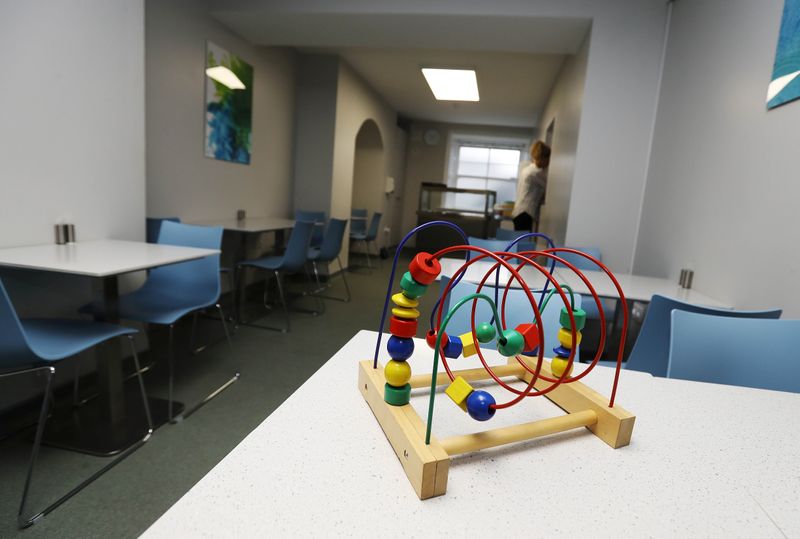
[
  {"x1": 387, "y1": 336, "x2": 414, "y2": 360},
  {"x1": 466, "y1": 390, "x2": 496, "y2": 421},
  {"x1": 552, "y1": 345, "x2": 571, "y2": 357},
  {"x1": 443, "y1": 335, "x2": 463, "y2": 359}
]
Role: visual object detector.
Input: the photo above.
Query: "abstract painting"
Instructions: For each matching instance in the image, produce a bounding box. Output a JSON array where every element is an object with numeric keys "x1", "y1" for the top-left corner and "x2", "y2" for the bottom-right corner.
[
  {"x1": 205, "y1": 41, "x2": 253, "y2": 163},
  {"x1": 767, "y1": 0, "x2": 800, "y2": 109}
]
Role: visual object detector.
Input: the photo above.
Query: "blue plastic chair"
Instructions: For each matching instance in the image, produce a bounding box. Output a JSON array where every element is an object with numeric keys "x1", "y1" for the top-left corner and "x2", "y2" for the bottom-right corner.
[
  {"x1": 146, "y1": 217, "x2": 180, "y2": 244},
  {"x1": 237, "y1": 220, "x2": 318, "y2": 332},
  {"x1": 308, "y1": 218, "x2": 350, "y2": 303},
  {"x1": 439, "y1": 276, "x2": 581, "y2": 356},
  {"x1": 624, "y1": 294, "x2": 782, "y2": 377},
  {"x1": 0, "y1": 278, "x2": 151, "y2": 527},
  {"x1": 350, "y1": 212, "x2": 382, "y2": 269},
  {"x1": 295, "y1": 210, "x2": 326, "y2": 248},
  {"x1": 551, "y1": 247, "x2": 605, "y2": 320},
  {"x1": 101, "y1": 221, "x2": 237, "y2": 420},
  {"x1": 350, "y1": 208, "x2": 368, "y2": 236},
  {"x1": 494, "y1": 229, "x2": 528, "y2": 241},
  {"x1": 668, "y1": 311, "x2": 800, "y2": 393}
]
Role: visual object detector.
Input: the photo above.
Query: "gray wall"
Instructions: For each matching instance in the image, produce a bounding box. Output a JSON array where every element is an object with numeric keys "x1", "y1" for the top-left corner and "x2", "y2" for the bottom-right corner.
[
  {"x1": 292, "y1": 55, "x2": 339, "y2": 215},
  {"x1": 635, "y1": 0, "x2": 800, "y2": 315},
  {"x1": 399, "y1": 121, "x2": 535, "y2": 244},
  {"x1": 536, "y1": 33, "x2": 590, "y2": 248},
  {"x1": 0, "y1": 1, "x2": 145, "y2": 248},
  {"x1": 146, "y1": 0, "x2": 296, "y2": 222},
  {"x1": 0, "y1": 1, "x2": 146, "y2": 413}
]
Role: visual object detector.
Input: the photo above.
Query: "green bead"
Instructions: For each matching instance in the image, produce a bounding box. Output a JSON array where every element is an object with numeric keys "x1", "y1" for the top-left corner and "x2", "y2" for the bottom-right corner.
[
  {"x1": 384, "y1": 383, "x2": 411, "y2": 406},
  {"x1": 400, "y1": 271, "x2": 428, "y2": 299},
  {"x1": 475, "y1": 322, "x2": 496, "y2": 343},
  {"x1": 560, "y1": 307, "x2": 587, "y2": 331},
  {"x1": 497, "y1": 329, "x2": 525, "y2": 357}
]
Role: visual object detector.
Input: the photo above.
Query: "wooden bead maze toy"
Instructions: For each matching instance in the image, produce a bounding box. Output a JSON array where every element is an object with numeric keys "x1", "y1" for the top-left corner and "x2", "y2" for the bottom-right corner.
[{"x1": 358, "y1": 222, "x2": 636, "y2": 499}]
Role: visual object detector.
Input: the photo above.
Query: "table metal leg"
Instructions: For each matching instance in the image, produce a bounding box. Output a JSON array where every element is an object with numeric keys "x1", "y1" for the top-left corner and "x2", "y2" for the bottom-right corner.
[{"x1": 40, "y1": 276, "x2": 179, "y2": 456}]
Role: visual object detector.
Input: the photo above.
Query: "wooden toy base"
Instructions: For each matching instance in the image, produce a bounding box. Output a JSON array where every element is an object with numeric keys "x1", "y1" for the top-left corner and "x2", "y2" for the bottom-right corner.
[{"x1": 358, "y1": 358, "x2": 635, "y2": 499}]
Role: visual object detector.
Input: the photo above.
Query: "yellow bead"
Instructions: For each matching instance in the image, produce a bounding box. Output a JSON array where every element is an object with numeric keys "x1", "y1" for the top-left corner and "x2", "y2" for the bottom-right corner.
[
  {"x1": 384, "y1": 360, "x2": 412, "y2": 387},
  {"x1": 445, "y1": 376, "x2": 473, "y2": 412},
  {"x1": 557, "y1": 327, "x2": 582, "y2": 349},
  {"x1": 459, "y1": 331, "x2": 478, "y2": 357},
  {"x1": 391, "y1": 306, "x2": 420, "y2": 319},
  {"x1": 551, "y1": 356, "x2": 573, "y2": 378},
  {"x1": 391, "y1": 292, "x2": 419, "y2": 309}
]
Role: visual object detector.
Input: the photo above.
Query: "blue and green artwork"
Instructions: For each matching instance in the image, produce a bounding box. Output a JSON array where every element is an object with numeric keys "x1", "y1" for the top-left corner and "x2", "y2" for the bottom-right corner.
[
  {"x1": 204, "y1": 41, "x2": 253, "y2": 163},
  {"x1": 767, "y1": 0, "x2": 800, "y2": 109}
]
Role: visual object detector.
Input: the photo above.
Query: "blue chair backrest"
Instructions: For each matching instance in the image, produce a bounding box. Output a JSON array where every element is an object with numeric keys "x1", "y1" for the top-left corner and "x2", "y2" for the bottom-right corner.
[
  {"x1": 469, "y1": 236, "x2": 531, "y2": 255},
  {"x1": 146, "y1": 217, "x2": 180, "y2": 244},
  {"x1": 0, "y1": 279, "x2": 36, "y2": 367},
  {"x1": 148, "y1": 221, "x2": 223, "y2": 304},
  {"x1": 468, "y1": 237, "x2": 508, "y2": 253},
  {"x1": 295, "y1": 210, "x2": 325, "y2": 246},
  {"x1": 551, "y1": 247, "x2": 603, "y2": 319},
  {"x1": 351, "y1": 208, "x2": 367, "y2": 235},
  {"x1": 317, "y1": 218, "x2": 348, "y2": 262},
  {"x1": 668, "y1": 311, "x2": 800, "y2": 393},
  {"x1": 554, "y1": 247, "x2": 602, "y2": 270},
  {"x1": 627, "y1": 294, "x2": 782, "y2": 377},
  {"x1": 439, "y1": 276, "x2": 581, "y2": 355},
  {"x1": 281, "y1": 220, "x2": 315, "y2": 272},
  {"x1": 365, "y1": 212, "x2": 382, "y2": 241},
  {"x1": 494, "y1": 229, "x2": 528, "y2": 241}
]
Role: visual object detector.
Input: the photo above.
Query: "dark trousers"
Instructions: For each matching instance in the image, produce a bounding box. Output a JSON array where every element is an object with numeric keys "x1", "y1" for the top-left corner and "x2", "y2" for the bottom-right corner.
[{"x1": 513, "y1": 212, "x2": 534, "y2": 231}]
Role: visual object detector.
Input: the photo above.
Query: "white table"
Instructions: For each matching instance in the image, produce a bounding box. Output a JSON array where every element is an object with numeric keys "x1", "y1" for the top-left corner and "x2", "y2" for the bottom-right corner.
[
  {"x1": 438, "y1": 257, "x2": 729, "y2": 307},
  {"x1": 0, "y1": 239, "x2": 219, "y2": 454},
  {"x1": 143, "y1": 330, "x2": 800, "y2": 537},
  {"x1": 188, "y1": 217, "x2": 296, "y2": 234}
]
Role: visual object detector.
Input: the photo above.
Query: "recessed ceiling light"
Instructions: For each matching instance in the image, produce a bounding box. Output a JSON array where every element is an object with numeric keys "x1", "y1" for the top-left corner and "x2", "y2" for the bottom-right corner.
[
  {"x1": 421, "y1": 68, "x2": 479, "y2": 102},
  {"x1": 205, "y1": 66, "x2": 246, "y2": 90}
]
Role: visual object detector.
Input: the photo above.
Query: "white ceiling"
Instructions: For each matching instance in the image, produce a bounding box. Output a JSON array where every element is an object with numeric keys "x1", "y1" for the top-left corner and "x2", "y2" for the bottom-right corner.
[
  {"x1": 313, "y1": 48, "x2": 566, "y2": 127},
  {"x1": 211, "y1": 6, "x2": 591, "y2": 127}
]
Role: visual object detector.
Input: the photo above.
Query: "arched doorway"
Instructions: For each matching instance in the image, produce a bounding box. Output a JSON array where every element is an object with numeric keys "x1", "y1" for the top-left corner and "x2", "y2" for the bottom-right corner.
[{"x1": 350, "y1": 119, "x2": 385, "y2": 260}]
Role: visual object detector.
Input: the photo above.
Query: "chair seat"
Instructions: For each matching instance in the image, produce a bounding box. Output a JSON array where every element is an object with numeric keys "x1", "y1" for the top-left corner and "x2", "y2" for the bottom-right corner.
[
  {"x1": 307, "y1": 247, "x2": 321, "y2": 261},
  {"x1": 84, "y1": 288, "x2": 217, "y2": 326},
  {"x1": 239, "y1": 256, "x2": 284, "y2": 271},
  {"x1": 22, "y1": 319, "x2": 136, "y2": 361},
  {"x1": 350, "y1": 233, "x2": 367, "y2": 240}
]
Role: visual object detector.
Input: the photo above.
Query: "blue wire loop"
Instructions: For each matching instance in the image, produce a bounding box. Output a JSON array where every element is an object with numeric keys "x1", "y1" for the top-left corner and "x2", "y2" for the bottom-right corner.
[{"x1": 372, "y1": 221, "x2": 470, "y2": 369}]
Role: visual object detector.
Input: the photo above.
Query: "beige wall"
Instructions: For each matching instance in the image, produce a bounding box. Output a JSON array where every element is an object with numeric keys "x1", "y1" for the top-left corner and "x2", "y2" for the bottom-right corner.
[
  {"x1": 332, "y1": 62, "x2": 399, "y2": 264},
  {"x1": 536, "y1": 33, "x2": 590, "y2": 247},
  {"x1": 635, "y1": 0, "x2": 800, "y2": 315},
  {"x1": 146, "y1": 0, "x2": 296, "y2": 222},
  {"x1": 400, "y1": 121, "x2": 534, "y2": 245}
]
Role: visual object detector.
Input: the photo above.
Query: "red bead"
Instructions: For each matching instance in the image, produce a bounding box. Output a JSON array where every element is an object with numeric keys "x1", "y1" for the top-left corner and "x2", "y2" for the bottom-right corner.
[
  {"x1": 516, "y1": 323, "x2": 541, "y2": 352},
  {"x1": 408, "y1": 252, "x2": 441, "y2": 285},
  {"x1": 426, "y1": 329, "x2": 448, "y2": 349},
  {"x1": 390, "y1": 316, "x2": 418, "y2": 338}
]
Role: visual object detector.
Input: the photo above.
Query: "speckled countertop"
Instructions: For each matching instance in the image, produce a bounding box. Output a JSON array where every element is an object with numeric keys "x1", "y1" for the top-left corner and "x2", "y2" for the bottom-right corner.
[{"x1": 143, "y1": 330, "x2": 800, "y2": 538}]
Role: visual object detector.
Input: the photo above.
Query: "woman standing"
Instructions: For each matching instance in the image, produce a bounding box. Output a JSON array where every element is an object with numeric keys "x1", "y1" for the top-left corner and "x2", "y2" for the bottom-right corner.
[{"x1": 512, "y1": 140, "x2": 551, "y2": 231}]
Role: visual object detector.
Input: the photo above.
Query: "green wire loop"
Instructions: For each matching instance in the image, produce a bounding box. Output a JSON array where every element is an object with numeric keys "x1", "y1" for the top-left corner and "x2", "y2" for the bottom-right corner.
[{"x1": 424, "y1": 283, "x2": 577, "y2": 445}]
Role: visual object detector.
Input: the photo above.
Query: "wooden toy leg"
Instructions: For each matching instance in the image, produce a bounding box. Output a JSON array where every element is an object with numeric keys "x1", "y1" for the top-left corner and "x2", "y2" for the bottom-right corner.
[{"x1": 359, "y1": 361, "x2": 449, "y2": 499}]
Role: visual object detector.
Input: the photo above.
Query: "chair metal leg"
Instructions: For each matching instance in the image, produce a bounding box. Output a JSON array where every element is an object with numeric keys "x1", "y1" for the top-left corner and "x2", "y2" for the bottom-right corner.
[
  {"x1": 17, "y1": 337, "x2": 154, "y2": 528},
  {"x1": 311, "y1": 258, "x2": 351, "y2": 303},
  {"x1": 303, "y1": 266, "x2": 325, "y2": 314},
  {"x1": 168, "y1": 324, "x2": 176, "y2": 422},
  {"x1": 275, "y1": 270, "x2": 290, "y2": 332},
  {"x1": 17, "y1": 366, "x2": 54, "y2": 528},
  {"x1": 180, "y1": 304, "x2": 240, "y2": 420},
  {"x1": 362, "y1": 239, "x2": 372, "y2": 269}
]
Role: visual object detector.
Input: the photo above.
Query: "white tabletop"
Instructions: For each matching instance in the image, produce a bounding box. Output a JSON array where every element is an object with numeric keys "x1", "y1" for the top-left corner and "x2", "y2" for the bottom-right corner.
[
  {"x1": 143, "y1": 330, "x2": 799, "y2": 537},
  {"x1": 0, "y1": 240, "x2": 219, "y2": 277},
  {"x1": 187, "y1": 217, "x2": 296, "y2": 233},
  {"x1": 439, "y1": 257, "x2": 730, "y2": 307}
]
